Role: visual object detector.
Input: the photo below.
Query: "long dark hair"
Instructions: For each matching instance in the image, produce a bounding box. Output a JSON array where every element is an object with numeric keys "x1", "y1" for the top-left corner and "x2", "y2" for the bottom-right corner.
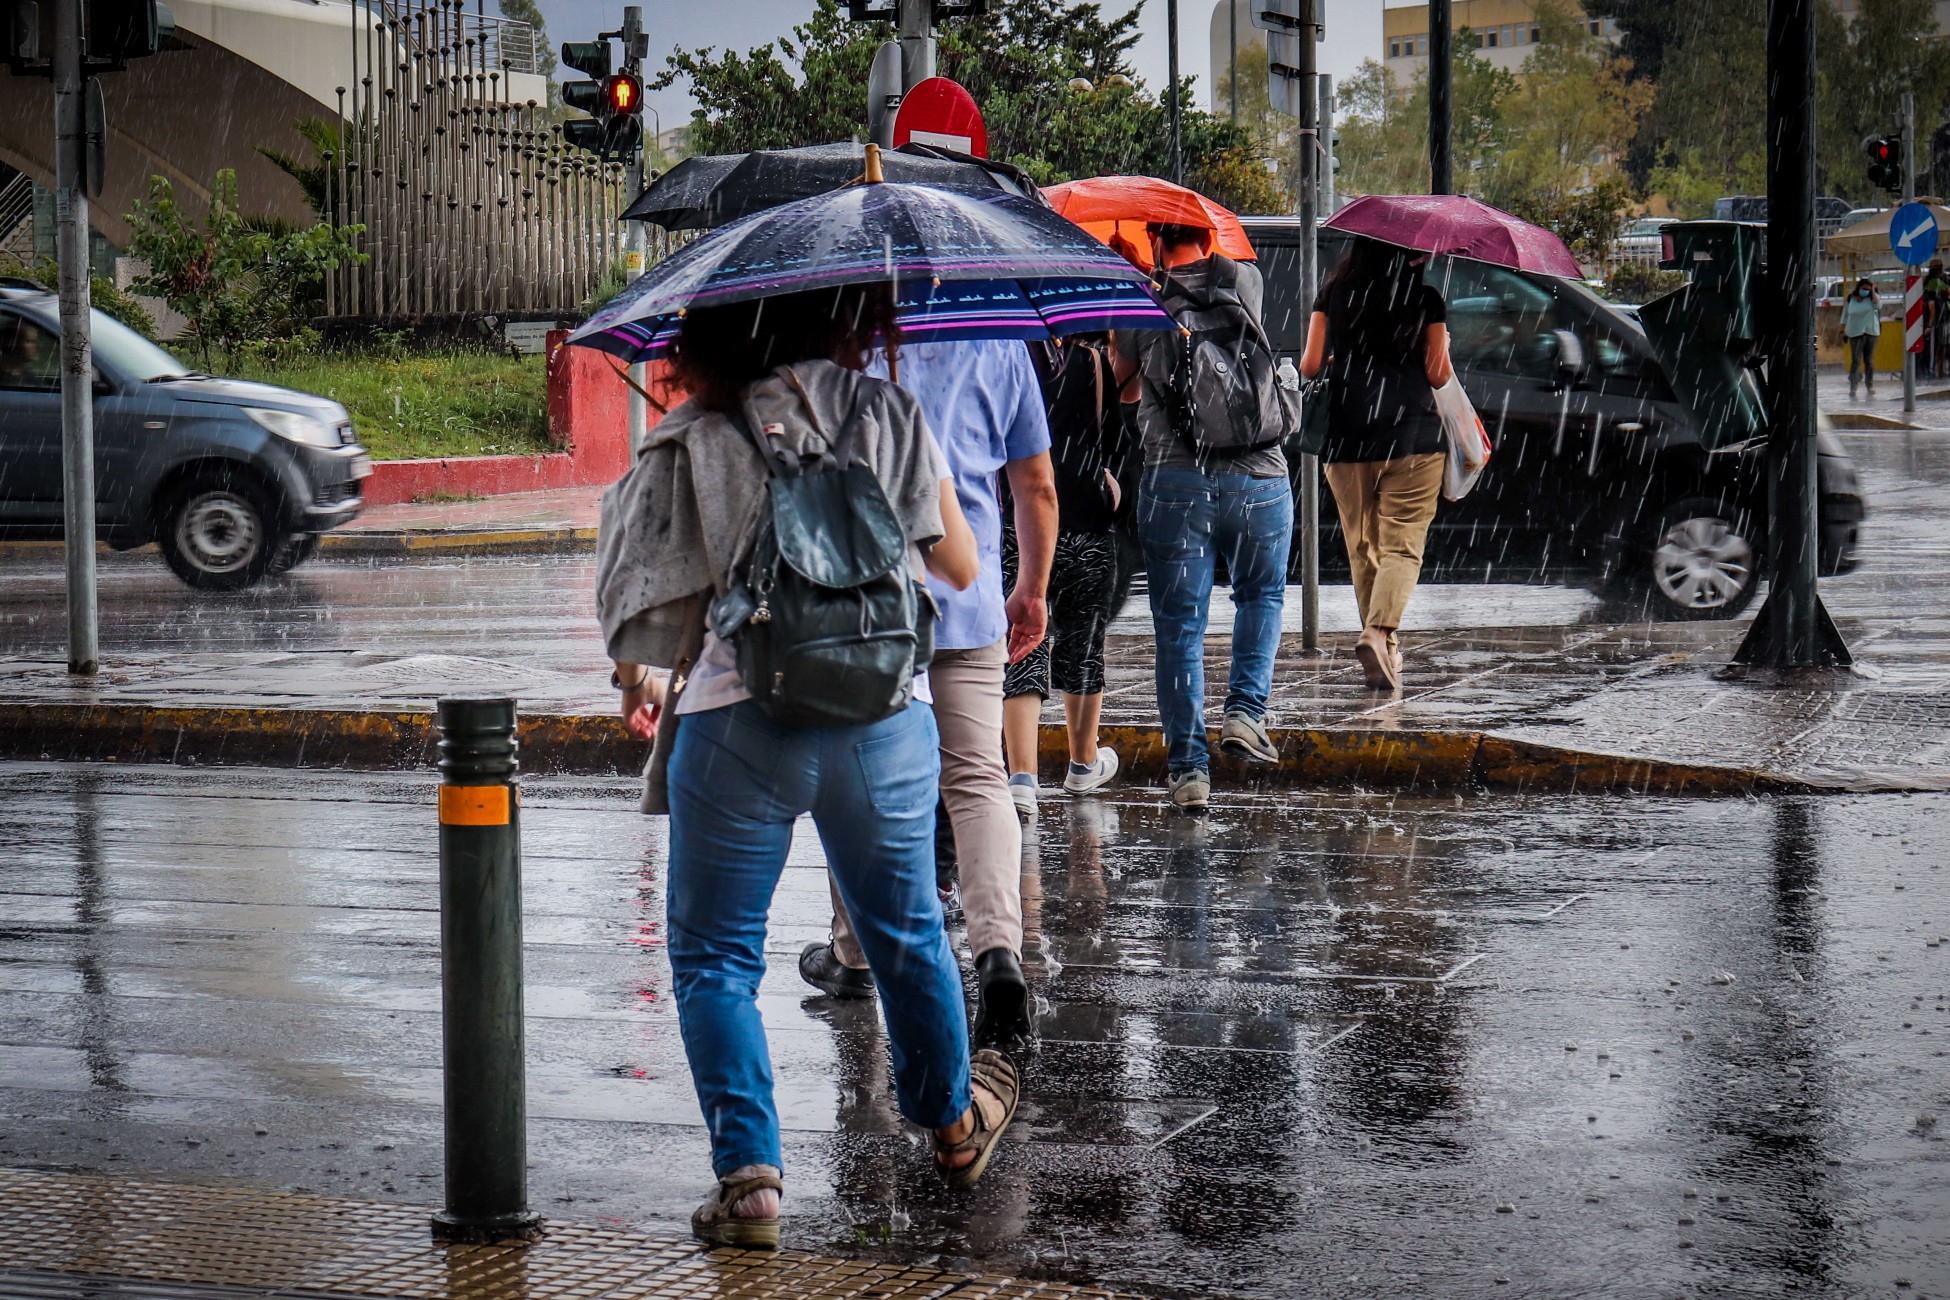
[
  {"x1": 1321, "y1": 235, "x2": 1430, "y2": 362},
  {"x1": 668, "y1": 282, "x2": 902, "y2": 413}
]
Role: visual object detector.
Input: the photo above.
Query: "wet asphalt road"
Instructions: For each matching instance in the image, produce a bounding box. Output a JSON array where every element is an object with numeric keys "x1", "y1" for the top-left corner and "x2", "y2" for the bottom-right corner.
[
  {"x1": 1, "y1": 426, "x2": 1945, "y2": 662},
  {"x1": 3, "y1": 761, "x2": 1947, "y2": 1297}
]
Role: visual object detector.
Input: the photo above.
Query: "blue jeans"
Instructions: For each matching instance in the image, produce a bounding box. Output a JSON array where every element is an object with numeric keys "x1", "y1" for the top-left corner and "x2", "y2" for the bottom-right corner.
[
  {"x1": 666, "y1": 699, "x2": 971, "y2": 1177},
  {"x1": 1138, "y1": 465, "x2": 1295, "y2": 774}
]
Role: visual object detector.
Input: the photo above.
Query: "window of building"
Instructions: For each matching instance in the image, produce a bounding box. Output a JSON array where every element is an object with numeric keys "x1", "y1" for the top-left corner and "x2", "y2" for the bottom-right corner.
[
  {"x1": 1587, "y1": 16, "x2": 1602, "y2": 35},
  {"x1": 1417, "y1": 32, "x2": 1429, "y2": 55},
  {"x1": 1482, "y1": 28, "x2": 1496, "y2": 46},
  {"x1": 1530, "y1": 22, "x2": 1541, "y2": 42},
  {"x1": 1389, "y1": 37, "x2": 1400, "y2": 57}
]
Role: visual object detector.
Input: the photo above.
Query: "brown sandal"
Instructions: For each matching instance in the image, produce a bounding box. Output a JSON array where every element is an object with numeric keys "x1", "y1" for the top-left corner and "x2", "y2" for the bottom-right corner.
[
  {"x1": 690, "y1": 1169, "x2": 782, "y2": 1250},
  {"x1": 933, "y1": 1049, "x2": 1020, "y2": 1189}
]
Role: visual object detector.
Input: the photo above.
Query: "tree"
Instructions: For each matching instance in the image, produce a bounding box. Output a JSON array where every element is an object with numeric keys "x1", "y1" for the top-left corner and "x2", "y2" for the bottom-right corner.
[
  {"x1": 1816, "y1": 0, "x2": 1950, "y2": 202},
  {"x1": 1333, "y1": 40, "x2": 1518, "y2": 199},
  {"x1": 256, "y1": 117, "x2": 348, "y2": 220},
  {"x1": 658, "y1": 0, "x2": 1282, "y2": 214},
  {"x1": 125, "y1": 171, "x2": 364, "y2": 365}
]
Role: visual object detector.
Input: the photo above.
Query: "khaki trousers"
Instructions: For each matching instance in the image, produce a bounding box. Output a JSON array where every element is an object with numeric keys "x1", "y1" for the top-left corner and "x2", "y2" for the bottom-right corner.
[
  {"x1": 833, "y1": 639, "x2": 1023, "y2": 964},
  {"x1": 1323, "y1": 452, "x2": 1444, "y2": 645}
]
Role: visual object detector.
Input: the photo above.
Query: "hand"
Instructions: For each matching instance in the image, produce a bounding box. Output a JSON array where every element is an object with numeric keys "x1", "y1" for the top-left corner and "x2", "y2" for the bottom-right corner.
[
  {"x1": 1004, "y1": 586, "x2": 1047, "y2": 664},
  {"x1": 616, "y1": 667, "x2": 665, "y2": 741},
  {"x1": 1103, "y1": 467, "x2": 1122, "y2": 513}
]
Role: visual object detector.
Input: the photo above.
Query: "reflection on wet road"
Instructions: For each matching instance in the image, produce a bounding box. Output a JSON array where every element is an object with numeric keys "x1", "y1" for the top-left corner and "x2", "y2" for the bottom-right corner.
[{"x1": 2, "y1": 762, "x2": 1945, "y2": 1296}]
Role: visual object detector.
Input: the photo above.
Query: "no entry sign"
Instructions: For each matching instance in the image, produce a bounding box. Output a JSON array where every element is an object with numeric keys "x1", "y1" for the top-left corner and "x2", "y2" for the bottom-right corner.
[{"x1": 892, "y1": 77, "x2": 988, "y2": 158}]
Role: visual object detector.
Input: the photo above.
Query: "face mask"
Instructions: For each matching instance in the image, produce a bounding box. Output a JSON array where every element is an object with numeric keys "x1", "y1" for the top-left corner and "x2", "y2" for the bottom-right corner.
[{"x1": 1859, "y1": 289, "x2": 1871, "y2": 298}]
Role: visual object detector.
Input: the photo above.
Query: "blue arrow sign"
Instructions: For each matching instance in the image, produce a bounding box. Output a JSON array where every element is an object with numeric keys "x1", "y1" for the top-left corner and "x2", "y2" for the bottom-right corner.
[{"x1": 1891, "y1": 201, "x2": 1939, "y2": 266}]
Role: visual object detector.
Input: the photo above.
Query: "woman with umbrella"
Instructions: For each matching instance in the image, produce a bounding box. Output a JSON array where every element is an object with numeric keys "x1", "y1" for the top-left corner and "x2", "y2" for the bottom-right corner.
[
  {"x1": 583, "y1": 154, "x2": 1170, "y2": 1246},
  {"x1": 1300, "y1": 234, "x2": 1453, "y2": 691}
]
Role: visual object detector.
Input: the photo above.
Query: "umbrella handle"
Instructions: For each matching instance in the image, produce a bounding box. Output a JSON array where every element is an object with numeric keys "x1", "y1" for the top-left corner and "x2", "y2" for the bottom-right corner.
[{"x1": 865, "y1": 143, "x2": 884, "y2": 184}]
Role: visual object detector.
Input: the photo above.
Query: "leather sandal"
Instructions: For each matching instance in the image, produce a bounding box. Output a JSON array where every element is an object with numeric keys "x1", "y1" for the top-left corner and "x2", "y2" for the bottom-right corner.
[
  {"x1": 690, "y1": 1169, "x2": 782, "y2": 1250},
  {"x1": 933, "y1": 1049, "x2": 1020, "y2": 1189}
]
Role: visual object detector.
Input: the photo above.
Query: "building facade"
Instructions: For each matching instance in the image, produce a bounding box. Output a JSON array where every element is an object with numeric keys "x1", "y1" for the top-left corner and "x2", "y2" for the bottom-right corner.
[{"x1": 1383, "y1": 1, "x2": 1615, "y2": 79}]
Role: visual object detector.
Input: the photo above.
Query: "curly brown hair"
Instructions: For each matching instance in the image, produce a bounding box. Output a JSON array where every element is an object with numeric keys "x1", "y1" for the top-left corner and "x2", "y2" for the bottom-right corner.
[{"x1": 666, "y1": 282, "x2": 902, "y2": 413}]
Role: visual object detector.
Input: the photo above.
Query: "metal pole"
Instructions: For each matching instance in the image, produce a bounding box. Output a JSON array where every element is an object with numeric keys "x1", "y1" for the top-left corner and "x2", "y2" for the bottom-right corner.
[
  {"x1": 1167, "y1": 0, "x2": 1183, "y2": 184},
  {"x1": 1228, "y1": 0, "x2": 1238, "y2": 122},
  {"x1": 1297, "y1": 0, "x2": 1319, "y2": 650},
  {"x1": 54, "y1": 0, "x2": 97, "y2": 677},
  {"x1": 1903, "y1": 91, "x2": 1917, "y2": 414},
  {"x1": 898, "y1": 0, "x2": 934, "y2": 89},
  {"x1": 1760, "y1": 0, "x2": 1825, "y2": 667},
  {"x1": 430, "y1": 696, "x2": 543, "y2": 1245},
  {"x1": 626, "y1": 149, "x2": 647, "y2": 453},
  {"x1": 1428, "y1": 0, "x2": 1453, "y2": 194},
  {"x1": 1319, "y1": 73, "x2": 1335, "y2": 214}
]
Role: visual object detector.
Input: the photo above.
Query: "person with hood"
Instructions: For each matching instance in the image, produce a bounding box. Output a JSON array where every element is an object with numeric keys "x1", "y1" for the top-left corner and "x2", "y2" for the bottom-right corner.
[{"x1": 595, "y1": 283, "x2": 1019, "y2": 1251}]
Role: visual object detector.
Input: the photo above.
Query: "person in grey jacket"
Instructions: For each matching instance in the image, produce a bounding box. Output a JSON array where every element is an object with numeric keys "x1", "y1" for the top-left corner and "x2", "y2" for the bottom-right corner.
[
  {"x1": 1842, "y1": 278, "x2": 1881, "y2": 400},
  {"x1": 595, "y1": 284, "x2": 1019, "y2": 1250}
]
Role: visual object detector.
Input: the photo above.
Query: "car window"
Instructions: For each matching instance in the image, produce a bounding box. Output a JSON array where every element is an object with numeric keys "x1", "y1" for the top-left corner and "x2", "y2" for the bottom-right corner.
[
  {"x1": 0, "y1": 313, "x2": 60, "y2": 392},
  {"x1": 1254, "y1": 241, "x2": 1308, "y2": 353},
  {"x1": 1429, "y1": 258, "x2": 1560, "y2": 380},
  {"x1": 89, "y1": 310, "x2": 188, "y2": 382}
]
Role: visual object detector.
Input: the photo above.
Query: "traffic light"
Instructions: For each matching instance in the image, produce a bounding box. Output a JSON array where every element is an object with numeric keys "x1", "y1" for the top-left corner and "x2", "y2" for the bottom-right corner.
[
  {"x1": 1865, "y1": 134, "x2": 1903, "y2": 192},
  {"x1": 560, "y1": 12, "x2": 644, "y2": 163},
  {"x1": 3, "y1": 0, "x2": 171, "y2": 74}
]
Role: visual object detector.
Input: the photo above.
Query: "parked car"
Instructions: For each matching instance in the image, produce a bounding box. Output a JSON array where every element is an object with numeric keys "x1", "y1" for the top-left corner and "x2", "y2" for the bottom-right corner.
[
  {"x1": 0, "y1": 284, "x2": 370, "y2": 589},
  {"x1": 1244, "y1": 219, "x2": 1866, "y2": 620},
  {"x1": 1612, "y1": 216, "x2": 1670, "y2": 267}
]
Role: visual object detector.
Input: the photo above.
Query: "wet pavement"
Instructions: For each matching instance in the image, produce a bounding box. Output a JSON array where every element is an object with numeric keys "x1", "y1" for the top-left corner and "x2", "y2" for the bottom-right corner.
[{"x1": 3, "y1": 760, "x2": 1948, "y2": 1296}]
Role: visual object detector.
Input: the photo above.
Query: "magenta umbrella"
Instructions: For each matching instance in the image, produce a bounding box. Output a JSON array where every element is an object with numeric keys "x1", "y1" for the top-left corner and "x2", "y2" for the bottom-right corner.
[{"x1": 1324, "y1": 194, "x2": 1586, "y2": 279}]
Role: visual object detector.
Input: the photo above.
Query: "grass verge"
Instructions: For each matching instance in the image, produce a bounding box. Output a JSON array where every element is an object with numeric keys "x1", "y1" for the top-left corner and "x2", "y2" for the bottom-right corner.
[{"x1": 226, "y1": 351, "x2": 552, "y2": 461}]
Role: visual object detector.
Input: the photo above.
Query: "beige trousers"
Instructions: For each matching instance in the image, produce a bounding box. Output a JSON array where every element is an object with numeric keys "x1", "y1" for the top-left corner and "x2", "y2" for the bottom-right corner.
[
  {"x1": 1323, "y1": 452, "x2": 1444, "y2": 645},
  {"x1": 832, "y1": 639, "x2": 1024, "y2": 964}
]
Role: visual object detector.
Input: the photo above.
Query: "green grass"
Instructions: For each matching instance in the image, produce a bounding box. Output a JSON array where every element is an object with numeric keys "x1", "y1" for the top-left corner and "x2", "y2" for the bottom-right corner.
[{"x1": 226, "y1": 351, "x2": 552, "y2": 461}]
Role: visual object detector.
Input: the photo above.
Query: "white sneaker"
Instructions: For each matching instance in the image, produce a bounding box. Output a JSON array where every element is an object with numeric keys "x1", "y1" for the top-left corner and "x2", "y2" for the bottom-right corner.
[
  {"x1": 1062, "y1": 746, "x2": 1121, "y2": 795},
  {"x1": 1009, "y1": 776, "x2": 1038, "y2": 820}
]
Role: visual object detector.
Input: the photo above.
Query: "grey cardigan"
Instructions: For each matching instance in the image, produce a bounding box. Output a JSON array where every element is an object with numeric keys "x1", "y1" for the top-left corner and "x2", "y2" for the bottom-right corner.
[{"x1": 595, "y1": 358, "x2": 944, "y2": 811}]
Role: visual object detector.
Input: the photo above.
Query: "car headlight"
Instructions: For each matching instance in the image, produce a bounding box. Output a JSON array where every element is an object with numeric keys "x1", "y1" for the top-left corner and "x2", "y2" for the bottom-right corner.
[{"x1": 245, "y1": 407, "x2": 340, "y2": 449}]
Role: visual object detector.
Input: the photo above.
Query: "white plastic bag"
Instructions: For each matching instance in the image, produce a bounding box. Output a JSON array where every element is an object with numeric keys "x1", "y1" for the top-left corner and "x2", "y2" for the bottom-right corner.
[{"x1": 1433, "y1": 376, "x2": 1491, "y2": 501}]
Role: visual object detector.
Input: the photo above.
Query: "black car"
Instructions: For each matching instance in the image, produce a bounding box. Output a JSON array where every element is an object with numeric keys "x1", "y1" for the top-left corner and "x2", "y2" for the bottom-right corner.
[
  {"x1": 0, "y1": 285, "x2": 370, "y2": 589},
  {"x1": 1245, "y1": 219, "x2": 1866, "y2": 620}
]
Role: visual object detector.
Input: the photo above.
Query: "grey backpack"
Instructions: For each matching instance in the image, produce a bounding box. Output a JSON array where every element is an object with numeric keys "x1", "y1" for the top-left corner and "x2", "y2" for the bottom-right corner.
[{"x1": 1155, "y1": 255, "x2": 1300, "y2": 455}]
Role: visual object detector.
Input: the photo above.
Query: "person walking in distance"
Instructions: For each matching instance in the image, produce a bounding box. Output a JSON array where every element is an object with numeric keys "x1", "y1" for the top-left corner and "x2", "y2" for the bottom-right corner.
[
  {"x1": 799, "y1": 336, "x2": 1059, "y2": 1055},
  {"x1": 596, "y1": 284, "x2": 1020, "y2": 1249},
  {"x1": 1112, "y1": 222, "x2": 1296, "y2": 812},
  {"x1": 1001, "y1": 335, "x2": 1134, "y2": 816},
  {"x1": 1842, "y1": 277, "x2": 1880, "y2": 400},
  {"x1": 1300, "y1": 236, "x2": 1453, "y2": 692}
]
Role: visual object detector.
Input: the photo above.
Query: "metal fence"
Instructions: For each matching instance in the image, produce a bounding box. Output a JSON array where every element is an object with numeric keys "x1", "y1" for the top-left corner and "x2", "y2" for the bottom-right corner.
[{"x1": 324, "y1": 0, "x2": 631, "y2": 317}]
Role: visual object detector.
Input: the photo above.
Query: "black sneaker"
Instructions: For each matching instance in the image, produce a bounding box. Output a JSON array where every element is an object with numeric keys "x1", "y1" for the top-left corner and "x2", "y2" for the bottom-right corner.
[
  {"x1": 972, "y1": 946, "x2": 1032, "y2": 1053},
  {"x1": 798, "y1": 943, "x2": 876, "y2": 1000}
]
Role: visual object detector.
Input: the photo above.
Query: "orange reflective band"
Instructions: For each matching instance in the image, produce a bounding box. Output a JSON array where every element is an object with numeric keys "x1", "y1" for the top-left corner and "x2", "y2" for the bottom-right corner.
[{"x1": 439, "y1": 784, "x2": 511, "y2": 826}]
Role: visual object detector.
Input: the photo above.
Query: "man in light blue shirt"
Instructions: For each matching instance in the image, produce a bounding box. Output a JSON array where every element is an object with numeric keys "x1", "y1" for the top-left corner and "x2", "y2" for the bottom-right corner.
[{"x1": 802, "y1": 338, "x2": 1058, "y2": 1053}]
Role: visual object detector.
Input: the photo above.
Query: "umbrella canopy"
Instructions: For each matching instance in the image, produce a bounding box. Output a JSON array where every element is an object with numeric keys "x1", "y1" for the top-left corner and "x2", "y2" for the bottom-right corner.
[
  {"x1": 571, "y1": 178, "x2": 1171, "y2": 363},
  {"x1": 624, "y1": 141, "x2": 1038, "y2": 230},
  {"x1": 1044, "y1": 175, "x2": 1256, "y2": 270},
  {"x1": 1824, "y1": 205, "x2": 1950, "y2": 260},
  {"x1": 1324, "y1": 194, "x2": 1585, "y2": 279}
]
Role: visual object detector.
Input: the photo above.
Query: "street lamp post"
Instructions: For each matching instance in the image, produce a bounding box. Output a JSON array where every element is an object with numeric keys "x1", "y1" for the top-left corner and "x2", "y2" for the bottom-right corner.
[
  {"x1": 1168, "y1": 0, "x2": 1182, "y2": 184},
  {"x1": 1429, "y1": 0, "x2": 1452, "y2": 194},
  {"x1": 53, "y1": 0, "x2": 98, "y2": 677}
]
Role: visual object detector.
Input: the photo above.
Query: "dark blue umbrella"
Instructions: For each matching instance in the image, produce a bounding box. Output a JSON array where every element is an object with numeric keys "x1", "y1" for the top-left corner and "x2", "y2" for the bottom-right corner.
[{"x1": 568, "y1": 176, "x2": 1171, "y2": 363}]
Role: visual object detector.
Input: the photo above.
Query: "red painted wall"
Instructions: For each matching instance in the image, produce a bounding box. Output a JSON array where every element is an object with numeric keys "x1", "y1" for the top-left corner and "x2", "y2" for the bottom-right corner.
[{"x1": 361, "y1": 333, "x2": 674, "y2": 505}]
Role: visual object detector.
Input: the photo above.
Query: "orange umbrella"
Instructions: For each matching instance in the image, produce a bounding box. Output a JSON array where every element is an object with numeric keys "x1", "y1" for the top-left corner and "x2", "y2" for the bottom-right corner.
[{"x1": 1044, "y1": 175, "x2": 1256, "y2": 272}]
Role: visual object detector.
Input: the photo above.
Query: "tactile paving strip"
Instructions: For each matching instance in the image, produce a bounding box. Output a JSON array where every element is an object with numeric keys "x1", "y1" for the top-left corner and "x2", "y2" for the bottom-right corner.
[{"x1": 0, "y1": 1169, "x2": 1141, "y2": 1300}]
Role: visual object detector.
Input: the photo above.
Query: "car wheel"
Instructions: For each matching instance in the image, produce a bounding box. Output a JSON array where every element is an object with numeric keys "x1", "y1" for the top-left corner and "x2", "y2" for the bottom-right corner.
[
  {"x1": 1641, "y1": 497, "x2": 1761, "y2": 621},
  {"x1": 157, "y1": 475, "x2": 284, "y2": 591}
]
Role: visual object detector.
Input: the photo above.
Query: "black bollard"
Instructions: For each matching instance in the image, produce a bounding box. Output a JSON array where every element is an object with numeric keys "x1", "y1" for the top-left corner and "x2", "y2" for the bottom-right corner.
[{"x1": 430, "y1": 696, "x2": 543, "y2": 1244}]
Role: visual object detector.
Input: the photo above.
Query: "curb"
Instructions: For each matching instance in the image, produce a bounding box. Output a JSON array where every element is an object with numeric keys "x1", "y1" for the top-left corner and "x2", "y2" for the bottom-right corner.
[{"x1": 0, "y1": 702, "x2": 1835, "y2": 795}]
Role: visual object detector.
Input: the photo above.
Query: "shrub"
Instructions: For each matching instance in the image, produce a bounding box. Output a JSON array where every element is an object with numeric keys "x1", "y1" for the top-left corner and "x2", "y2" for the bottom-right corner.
[
  {"x1": 1601, "y1": 263, "x2": 1688, "y2": 304},
  {"x1": 0, "y1": 255, "x2": 159, "y2": 339}
]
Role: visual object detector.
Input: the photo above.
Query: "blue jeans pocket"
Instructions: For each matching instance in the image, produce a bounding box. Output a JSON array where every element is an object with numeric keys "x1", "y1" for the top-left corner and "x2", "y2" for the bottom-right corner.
[{"x1": 853, "y1": 712, "x2": 938, "y2": 816}]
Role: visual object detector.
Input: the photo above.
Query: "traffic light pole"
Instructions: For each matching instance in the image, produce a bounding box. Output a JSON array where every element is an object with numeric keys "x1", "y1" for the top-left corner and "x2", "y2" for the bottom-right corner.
[
  {"x1": 1167, "y1": 0, "x2": 1182, "y2": 184},
  {"x1": 1735, "y1": 0, "x2": 1849, "y2": 671},
  {"x1": 621, "y1": 5, "x2": 648, "y2": 454},
  {"x1": 898, "y1": 0, "x2": 934, "y2": 88},
  {"x1": 53, "y1": 0, "x2": 98, "y2": 677},
  {"x1": 1903, "y1": 91, "x2": 1917, "y2": 416},
  {"x1": 1429, "y1": 0, "x2": 1452, "y2": 194},
  {"x1": 1295, "y1": 0, "x2": 1319, "y2": 651}
]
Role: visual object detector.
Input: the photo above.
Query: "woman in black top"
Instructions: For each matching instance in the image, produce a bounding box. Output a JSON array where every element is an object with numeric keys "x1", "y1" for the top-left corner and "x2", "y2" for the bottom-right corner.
[
  {"x1": 1000, "y1": 335, "x2": 1134, "y2": 813},
  {"x1": 1300, "y1": 236, "x2": 1454, "y2": 691}
]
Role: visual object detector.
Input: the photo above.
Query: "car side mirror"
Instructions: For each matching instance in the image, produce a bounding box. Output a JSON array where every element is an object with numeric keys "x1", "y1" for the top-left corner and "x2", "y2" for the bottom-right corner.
[{"x1": 1552, "y1": 329, "x2": 1587, "y2": 384}]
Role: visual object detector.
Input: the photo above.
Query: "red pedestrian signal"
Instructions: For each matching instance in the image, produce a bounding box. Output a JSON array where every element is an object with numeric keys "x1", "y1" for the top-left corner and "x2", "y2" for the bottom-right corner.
[
  {"x1": 1865, "y1": 134, "x2": 1904, "y2": 192},
  {"x1": 604, "y1": 71, "x2": 641, "y2": 115}
]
